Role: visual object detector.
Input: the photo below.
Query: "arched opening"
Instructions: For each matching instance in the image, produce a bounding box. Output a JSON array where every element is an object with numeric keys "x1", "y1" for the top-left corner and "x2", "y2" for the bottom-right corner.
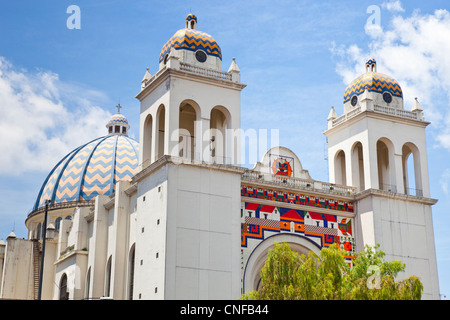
[
  {"x1": 179, "y1": 101, "x2": 199, "y2": 160},
  {"x1": 128, "y1": 244, "x2": 136, "y2": 300},
  {"x1": 105, "y1": 256, "x2": 112, "y2": 298},
  {"x1": 36, "y1": 223, "x2": 42, "y2": 240},
  {"x1": 85, "y1": 267, "x2": 91, "y2": 299},
  {"x1": 351, "y1": 142, "x2": 365, "y2": 191},
  {"x1": 243, "y1": 234, "x2": 321, "y2": 293},
  {"x1": 55, "y1": 217, "x2": 62, "y2": 231},
  {"x1": 59, "y1": 273, "x2": 69, "y2": 300},
  {"x1": 143, "y1": 114, "x2": 153, "y2": 165},
  {"x1": 376, "y1": 138, "x2": 396, "y2": 192},
  {"x1": 210, "y1": 106, "x2": 231, "y2": 164},
  {"x1": 402, "y1": 142, "x2": 422, "y2": 196},
  {"x1": 334, "y1": 150, "x2": 347, "y2": 186},
  {"x1": 156, "y1": 105, "x2": 165, "y2": 160}
]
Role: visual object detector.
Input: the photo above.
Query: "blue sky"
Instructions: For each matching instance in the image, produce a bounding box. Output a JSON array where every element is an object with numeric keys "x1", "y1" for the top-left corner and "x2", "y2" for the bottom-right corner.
[{"x1": 0, "y1": 0, "x2": 449, "y2": 299}]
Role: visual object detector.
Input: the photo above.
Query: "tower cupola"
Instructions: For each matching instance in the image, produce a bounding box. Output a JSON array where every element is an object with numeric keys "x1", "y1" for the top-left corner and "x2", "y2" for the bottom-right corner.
[{"x1": 106, "y1": 104, "x2": 130, "y2": 136}]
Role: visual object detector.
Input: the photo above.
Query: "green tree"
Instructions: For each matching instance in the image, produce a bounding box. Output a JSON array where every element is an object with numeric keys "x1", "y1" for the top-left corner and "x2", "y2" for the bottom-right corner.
[{"x1": 240, "y1": 242, "x2": 422, "y2": 300}]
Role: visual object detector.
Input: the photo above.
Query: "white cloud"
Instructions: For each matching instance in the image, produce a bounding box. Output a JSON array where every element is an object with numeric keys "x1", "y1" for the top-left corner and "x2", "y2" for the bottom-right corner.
[
  {"x1": 382, "y1": 0, "x2": 405, "y2": 13},
  {"x1": 330, "y1": 8, "x2": 450, "y2": 150},
  {"x1": 440, "y1": 168, "x2": 450, "y2": 195},
  {"x1": 0, "y1": 57, "x2": 112, "y2": 175}
]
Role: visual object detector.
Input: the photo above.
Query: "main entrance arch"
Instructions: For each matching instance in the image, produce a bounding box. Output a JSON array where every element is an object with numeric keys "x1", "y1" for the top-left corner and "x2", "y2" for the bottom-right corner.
[{"x1": 242, "y1": 234, "x2": 321, "y2": 293}]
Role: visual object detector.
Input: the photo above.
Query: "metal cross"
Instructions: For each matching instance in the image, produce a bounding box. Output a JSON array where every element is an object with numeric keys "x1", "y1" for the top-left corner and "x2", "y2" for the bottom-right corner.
[{"x1": 116, "y1": 103, "x2": 122, "y2": 114}]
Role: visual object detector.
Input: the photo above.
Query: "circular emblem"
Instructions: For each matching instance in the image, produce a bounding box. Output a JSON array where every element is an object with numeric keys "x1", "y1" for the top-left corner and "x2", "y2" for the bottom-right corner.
[
  {"x1": 351, "y1": 95, "x2": 358, "y2": 106},
  {"x1": 195, "y1": 50, "x2": 207, "y2": 63},
  {"x1": 383, "y1": 92, "x2": 392, "y2": 104},
  {"x1": 272, "y1": 158, "x2": 292, "y2": 177}
]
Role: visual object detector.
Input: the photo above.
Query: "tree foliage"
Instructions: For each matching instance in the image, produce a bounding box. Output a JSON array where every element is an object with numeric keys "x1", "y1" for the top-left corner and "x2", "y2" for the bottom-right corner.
[{"x1": 240, "y1": 242, "x2": 423, "y2": 300}]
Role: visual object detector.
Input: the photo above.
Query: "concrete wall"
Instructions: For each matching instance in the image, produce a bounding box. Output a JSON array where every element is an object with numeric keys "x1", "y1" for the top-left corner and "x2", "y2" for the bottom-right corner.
[
  {"x1": 134, "y1": 161, "x2": 242, "y2": 300},
  {"x1": 0, "y1": 237, "x2": 34, "y2": 300},
  {"x1": 355, "y1": 192, "x2": 440, "y2": 299}
]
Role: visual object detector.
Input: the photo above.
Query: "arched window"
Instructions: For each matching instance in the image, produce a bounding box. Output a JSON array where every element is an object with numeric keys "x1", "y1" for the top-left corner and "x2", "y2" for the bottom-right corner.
[
  {"x1": 402, "y1": 142, "x2": 422, "y2": 196},
  {"x1": 210, "y1": 106, "x2": 231, "y2": 164},
  {"x1": 143, "y1": 114, "x2": 153, "y2": 164},
  {"x1": 85, "y1": 267, "x2": 91, "y2": 300},
  {"x1": 157, "y1": 105, "x2": 165, "y2": 160},
  {"x1": 128, "y1": 244, "x2": 136, "y2": 300},
  {"x1": 376, "y1": 138, "x2": 396, "y2": 192},
  {"x1": 59, "y1": 273, "x2": 69, "y2": 300},
  {"x1": 351, "y1": 142, "x2": 365, "y2": 191},
  {"x1": 55, "y1": 217, "x2": 62, "y2": 231},
  {"x1": 36, "y1": 223, "x2": 42, "y2": 240},
  {"x1": 334, "y1": 150, "x2": 346, "y2": 186},
  {"x1": 105, "y1": 256, "x2": 112, "y2": 298},
  {"x1": 179, "y1": 101, "x2": 199, "y2": 160}
]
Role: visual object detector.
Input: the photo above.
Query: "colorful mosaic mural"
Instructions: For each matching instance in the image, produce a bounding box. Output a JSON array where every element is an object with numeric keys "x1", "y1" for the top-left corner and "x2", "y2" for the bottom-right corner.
[
  {"x1": 241, "y1": 185, "x2": 354, "y2": 213},
  {"x1": 240, "y1": 201, "x2": 356, "y2": 265}
]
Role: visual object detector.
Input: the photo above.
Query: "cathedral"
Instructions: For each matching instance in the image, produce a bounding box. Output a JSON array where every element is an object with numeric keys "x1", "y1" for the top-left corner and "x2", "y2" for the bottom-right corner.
[{"x1": 0, "y1": 14, "x2": 440, "y2": 300}]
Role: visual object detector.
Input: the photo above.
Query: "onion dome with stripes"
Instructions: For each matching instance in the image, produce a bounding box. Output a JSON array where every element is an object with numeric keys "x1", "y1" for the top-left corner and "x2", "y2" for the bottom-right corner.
[
  {"x1": 159, "y1": 14, "x2": 222, "y2": 63},
  {"x1": 32, "y1": 114, "x2": 139, "y2": 212},
  {"x1": 343, "y1": 59, "x2": 403, "y2": 104}
]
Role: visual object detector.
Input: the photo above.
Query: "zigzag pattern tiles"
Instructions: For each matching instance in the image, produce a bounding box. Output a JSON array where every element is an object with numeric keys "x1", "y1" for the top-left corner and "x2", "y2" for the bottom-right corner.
[
  {"x1": 34, "y1": 135, "x2": 139, "y2": 210},
  {"x1": 159, "y1": 29, "x2": 222, "y2": 62},
  {"x1": 343, "y1": 72, "x2": 403, "y2": 103}
]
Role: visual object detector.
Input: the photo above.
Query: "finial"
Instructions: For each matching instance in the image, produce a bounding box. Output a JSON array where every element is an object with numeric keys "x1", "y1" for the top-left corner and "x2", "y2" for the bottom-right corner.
[
  {"x1": 412, "y1": 97, "x2": 423, "y2": 112},
  {"x1": 116, "y1": 103, "x2": 122, "y2": 114},
  {"x1": 228, "y1": 57, "x2": 240, "y2": 73},
  {"x1": 328, "y1": 105, "x2": 337, "y2": 120}
]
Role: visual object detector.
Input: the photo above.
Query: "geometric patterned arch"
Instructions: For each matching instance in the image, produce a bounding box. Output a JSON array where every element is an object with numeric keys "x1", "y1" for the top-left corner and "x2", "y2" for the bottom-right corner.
[{"x1": 242, "y1": 233, "x2": 321, "y2": 293}]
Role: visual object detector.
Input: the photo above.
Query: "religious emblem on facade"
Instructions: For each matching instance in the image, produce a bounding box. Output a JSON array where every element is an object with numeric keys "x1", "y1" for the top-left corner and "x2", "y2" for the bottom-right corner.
[{"x1": 271, "y1": 157, "x2": 293, "y2": 177}]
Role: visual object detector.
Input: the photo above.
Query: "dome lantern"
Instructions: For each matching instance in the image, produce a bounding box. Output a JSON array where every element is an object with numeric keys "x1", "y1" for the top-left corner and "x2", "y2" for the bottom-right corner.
[
  {"x1": 365, "y1": 58, "x2": 377, "y2": 73},
  {"x1": 185, "y1": 13, "x2": 197, "y2": 30},
  {"x1": 106, "y1": 104, "x2": 130, "y2": 136}
]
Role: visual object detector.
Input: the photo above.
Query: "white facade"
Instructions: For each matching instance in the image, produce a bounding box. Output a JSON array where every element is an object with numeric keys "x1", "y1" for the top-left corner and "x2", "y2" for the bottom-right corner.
[
  {"x1": 0, "y1": 17, "x2": 440, "y2": 300},
  {"x1": 324, "y1": 59, "x2": 439, "y2": 299}
]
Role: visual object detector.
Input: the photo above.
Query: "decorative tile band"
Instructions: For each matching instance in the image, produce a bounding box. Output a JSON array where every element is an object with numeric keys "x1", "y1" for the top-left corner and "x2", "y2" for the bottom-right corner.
[{"x1": 241, "y1": 185, "x2": 354, "y2": 213}]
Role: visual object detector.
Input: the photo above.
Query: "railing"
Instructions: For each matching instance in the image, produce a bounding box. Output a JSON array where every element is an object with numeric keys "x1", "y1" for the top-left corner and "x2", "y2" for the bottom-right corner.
[
  {"x1": 332, "y1": 106, "x2": 361, "y2": 126},
  {"x1": 373, "y1": 105, "x2": 419, "y2": 120},
  {"x1": 332, "y1": 104, "x2": 422, "y2": 128},
  {"x1": 241, "y1": 171, "x2": 357, "y2": 196},
  {"x1": 379, "y1": 183, "x2": 397, "y2": 193},
  {"x1": 180, "y1": 62, "x2": 232, "y2": 81},
  {"x1": 405, "y1": 187, "x2": 423, "y2": 197}
]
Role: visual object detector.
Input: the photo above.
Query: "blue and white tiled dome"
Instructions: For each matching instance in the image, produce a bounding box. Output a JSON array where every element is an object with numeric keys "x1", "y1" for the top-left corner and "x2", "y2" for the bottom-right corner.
[
  {"x1": 107, "y1": 113, "x2": 129, "y2": 126},
  {"x1": 32, "y1": 113, "x2": 139, "y2": 212}
]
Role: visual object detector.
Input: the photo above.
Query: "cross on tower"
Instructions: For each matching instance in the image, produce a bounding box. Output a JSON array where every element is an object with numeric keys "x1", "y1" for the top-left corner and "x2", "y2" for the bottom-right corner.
[{"x1": 116, "y1": 104, "x2": 122, "y2": 114}]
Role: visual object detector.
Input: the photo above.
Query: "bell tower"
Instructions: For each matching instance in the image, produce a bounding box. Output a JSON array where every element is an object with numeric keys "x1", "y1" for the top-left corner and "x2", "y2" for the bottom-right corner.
[
  {"x1": 132, "y1": 14, "x2": 246, "y2": 300},
  {"x1": 325, "y1": 59, "x2": 428, "y2": 195},
  {"x1": 136, "y1": 14, "x2": 246, "y2": 168},
  {"x1": 323, "y1": 59, "x2": 440, "y2": 299}
]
